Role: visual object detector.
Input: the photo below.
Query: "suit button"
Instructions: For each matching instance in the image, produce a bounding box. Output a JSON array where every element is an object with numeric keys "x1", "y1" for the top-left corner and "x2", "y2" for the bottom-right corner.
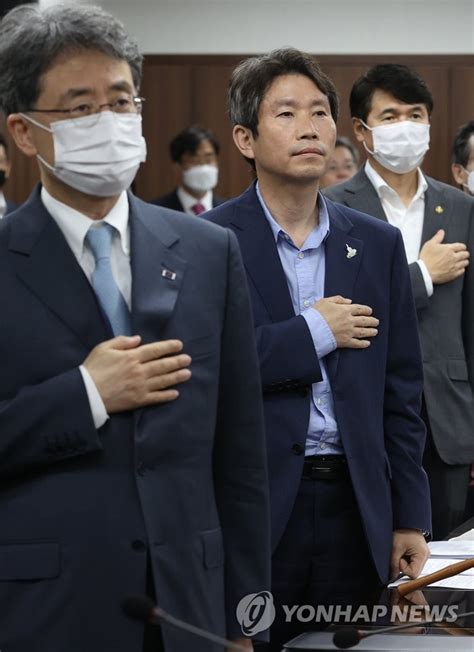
[
  {"x1": 131, "y1": 539, "x2": 146, "y2": 551},
  {"x1": 136, "y1": 462, "x2": 146, "y2": 476},
  {"x1": 292, "y1": 443, "x2": 304, "y2": 455}
]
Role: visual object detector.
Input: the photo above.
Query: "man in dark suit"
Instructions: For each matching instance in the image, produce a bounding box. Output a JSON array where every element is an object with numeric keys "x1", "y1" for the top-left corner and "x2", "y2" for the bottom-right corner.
[
  {"x1": 207, "y1": 48, "x2": 431, "y2": 651},
  {"x1": 0, "y1": 132, "x2": 18, "y2": 217},
  {"x1": 152, "y1": 126, "x2": 226, "y2": 215},
  {"x1": 0, "y1": 5, "x2": 269, "y2": 652},
  {"x1": 324, "y1": 64, "x2": 474, "y2": 540}
]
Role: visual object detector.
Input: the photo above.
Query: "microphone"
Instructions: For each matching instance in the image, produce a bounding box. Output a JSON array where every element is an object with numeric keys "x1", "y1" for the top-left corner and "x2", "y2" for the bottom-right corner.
[
  {"x1": 332, "y1": 609, "x2": 474, "y2": 648},
  {"x1": 121, "y1": 595, "x2": 249, "y2": 652}
]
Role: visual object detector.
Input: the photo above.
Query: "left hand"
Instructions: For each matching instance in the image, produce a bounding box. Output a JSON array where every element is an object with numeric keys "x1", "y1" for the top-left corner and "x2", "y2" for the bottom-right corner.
[
  {"x1": 227, "y1": 638, "x2": 253, "y2": 651},
  {"x1": 390, "y1": 529, "x2": 430, "y2": 581}
]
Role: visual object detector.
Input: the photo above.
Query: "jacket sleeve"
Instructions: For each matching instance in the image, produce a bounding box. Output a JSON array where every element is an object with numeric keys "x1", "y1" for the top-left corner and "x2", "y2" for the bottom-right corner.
[
  {"x1": 254, "y1": 316, "x2": 323, "y2": 393},
  {"x1": 0, "y1": 368, "x2": 103, "y2": 479},
  {"x1": 212, "y1": 229, "x2": 271, "y2": 640}
]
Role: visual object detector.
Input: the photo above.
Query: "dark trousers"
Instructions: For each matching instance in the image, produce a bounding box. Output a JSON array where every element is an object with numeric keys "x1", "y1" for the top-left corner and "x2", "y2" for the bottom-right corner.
[
  {"x1": 262, "y1": 468, "x2": 382, "y2": 652},
  {"x1": 422, "y1": 423, "x2": 470, "y2": 540}
]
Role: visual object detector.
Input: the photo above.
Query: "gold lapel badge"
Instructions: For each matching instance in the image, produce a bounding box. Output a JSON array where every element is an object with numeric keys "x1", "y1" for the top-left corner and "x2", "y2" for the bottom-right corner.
[{"x1": 435, "y1": 205, "x2": 444, "y2": 214}]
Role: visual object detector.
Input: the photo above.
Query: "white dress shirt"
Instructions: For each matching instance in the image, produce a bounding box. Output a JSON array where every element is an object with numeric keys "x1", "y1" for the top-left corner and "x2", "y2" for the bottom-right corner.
[
  {"x1": 177, "y1": 186, "x2": 213, "y2": 214},
  {"x1": 41, "y1": 186, "x2": 132, "y2": 429},
  {"x1": 365, "y1": 161, "x2": 433, "y2": 296}
]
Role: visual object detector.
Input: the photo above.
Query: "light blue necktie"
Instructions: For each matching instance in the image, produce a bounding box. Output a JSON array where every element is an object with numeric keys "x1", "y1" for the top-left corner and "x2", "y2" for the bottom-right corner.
[{"x1": 85, "y1": 223, "x2": 132, "y2": 336}]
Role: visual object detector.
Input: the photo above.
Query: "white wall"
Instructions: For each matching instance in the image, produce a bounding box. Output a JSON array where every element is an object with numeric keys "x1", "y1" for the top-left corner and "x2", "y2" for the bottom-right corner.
[{"x1": 70, "y1": 0, "x2": 474, "y2": 55}]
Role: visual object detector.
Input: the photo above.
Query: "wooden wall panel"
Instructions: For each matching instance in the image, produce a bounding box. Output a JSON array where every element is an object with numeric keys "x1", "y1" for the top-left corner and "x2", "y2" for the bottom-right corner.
[{"x1": 3, "y1": 55, "x2": 474, "y2": 205}]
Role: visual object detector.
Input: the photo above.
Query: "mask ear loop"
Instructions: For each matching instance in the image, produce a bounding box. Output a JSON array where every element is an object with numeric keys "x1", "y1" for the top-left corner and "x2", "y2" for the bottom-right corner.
[
  {"x1": 358, "y1": 119, "x2": 375, "y2": 156},
  {"x1": 20, "y1": 113, "x2": 53, "y2": 133}
]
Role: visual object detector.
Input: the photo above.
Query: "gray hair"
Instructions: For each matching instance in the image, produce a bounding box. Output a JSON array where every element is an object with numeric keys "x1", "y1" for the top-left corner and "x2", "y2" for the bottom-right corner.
[{"x1": 0, "y1": 3, "x2": 143, "y2": 115}]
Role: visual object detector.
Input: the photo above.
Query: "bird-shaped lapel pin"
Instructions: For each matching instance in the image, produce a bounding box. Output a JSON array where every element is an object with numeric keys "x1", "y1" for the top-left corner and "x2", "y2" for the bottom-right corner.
[{"x1": 346, "y1": 244, "x2": 357, "y2": 259}]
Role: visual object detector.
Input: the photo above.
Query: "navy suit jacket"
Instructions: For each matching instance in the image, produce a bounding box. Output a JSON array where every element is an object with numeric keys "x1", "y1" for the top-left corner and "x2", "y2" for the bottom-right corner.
[
  {"x1": 152, "y1": 188, "x2": 225, "y2": 212},
  {"x1": 207, "y1": 184, "x2": 431, "y2": 583},
  {"x1": 5, "y1": 198, "x2": 18, "y2": 215},
  {"x1": 0, "y1": 187, "x2": 270, "y2": 652}
]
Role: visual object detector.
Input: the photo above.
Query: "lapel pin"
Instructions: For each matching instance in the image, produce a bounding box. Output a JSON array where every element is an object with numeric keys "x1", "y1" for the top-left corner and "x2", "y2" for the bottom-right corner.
[
  {"x1": 435, "y1": 205, "x2": 444, "y2": 214},
  {"x1": 161, "y1": 268, "x2": 177, "y2": 281},
  {"x1": 346, "y1": 244, "x2": 357, "y2": 259}
]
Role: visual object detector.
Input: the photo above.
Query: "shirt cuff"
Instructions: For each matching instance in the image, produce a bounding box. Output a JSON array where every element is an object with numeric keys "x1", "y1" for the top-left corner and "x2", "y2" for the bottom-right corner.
[
  {"x1": 79, "y1": 365, "x2": 109, "y2": 429},
  {"x1": 416, "y1": 259, "x2": 434, "y2": 297},
  {"x1": 301, "y1": 307, "x2": 337, "y2": 359}
]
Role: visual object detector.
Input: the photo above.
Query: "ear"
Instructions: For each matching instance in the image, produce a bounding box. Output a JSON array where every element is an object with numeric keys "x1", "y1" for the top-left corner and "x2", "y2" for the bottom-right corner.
[
  {"x1": 352, "y1": 117, "x2": 367, "y2": 144},
  {"x1": 6, "y1": 113, "x2": 39, "y2": 157},
  {"x1": 232, "y1": 125, "x2": 256, "y2": 162},
  {"x1": 451, "y1": 163, "x2": 466, "y2": 187}
]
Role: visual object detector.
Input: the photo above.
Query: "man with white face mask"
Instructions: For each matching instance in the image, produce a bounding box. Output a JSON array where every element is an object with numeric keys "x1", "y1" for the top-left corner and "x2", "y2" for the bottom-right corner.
[
  {"x1": 325, "y1": 64, "x2": 474, "y2": 540},
  {"x1": 452, "y1": 120, "x2": 474, "y2": 196},
  {"x1": 153, "y1": 126, "x2": 225, "y2": 215},
  {"x1": 0, "y1": 4, "x2": 269, "y2": 652}
]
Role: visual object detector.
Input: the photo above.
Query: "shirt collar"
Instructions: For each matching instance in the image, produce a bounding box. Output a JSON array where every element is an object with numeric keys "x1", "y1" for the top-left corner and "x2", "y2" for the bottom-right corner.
[
  {"x1": 177, "y1": 186, "x2": 213, "y2": 214},
  {"x1": 256, "y1": 181, "x2": 330, "y2": 249},
  {"x1": 365, "y1": 160, "x2": 428, "y2": 202},
  {"x1": 41, "y1": 186, "x2": 130, "y2": 260}
]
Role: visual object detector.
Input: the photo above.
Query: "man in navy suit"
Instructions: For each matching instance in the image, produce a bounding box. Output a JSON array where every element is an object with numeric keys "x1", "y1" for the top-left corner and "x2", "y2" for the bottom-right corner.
[
  {"x1": 0, "y1": 4, "x2": 269, "y2": 652},
  {"x1": 0, "y1": 133, "x2": 18, "y2": 217},
  {"x1": 207, "y1": 48, "x2": 431, "y2": 650},
  {"x1": 152, "y1": 126, "x2": 226, "y2": 215}
]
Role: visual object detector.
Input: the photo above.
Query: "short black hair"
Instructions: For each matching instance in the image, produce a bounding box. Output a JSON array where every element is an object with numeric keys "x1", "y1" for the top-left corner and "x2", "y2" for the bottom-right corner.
[
  {"x1": 452, "y1": 120, "x2": 474, "y2": 166},
  {"x1": 349, "y1": 64, "x2": 434, "y2": 123},
  {"x1": 169, "y1": 126, "x2": 220, "y2": 163},
  {"x1": 0, "y1": 133, "x2": 8, "y2": 158}
]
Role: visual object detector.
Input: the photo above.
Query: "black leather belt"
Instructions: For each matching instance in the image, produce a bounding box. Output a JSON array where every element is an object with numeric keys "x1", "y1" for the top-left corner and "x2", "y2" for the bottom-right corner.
[{"x1": 302, "y1": 455, "x2": 349, "y2": 480}]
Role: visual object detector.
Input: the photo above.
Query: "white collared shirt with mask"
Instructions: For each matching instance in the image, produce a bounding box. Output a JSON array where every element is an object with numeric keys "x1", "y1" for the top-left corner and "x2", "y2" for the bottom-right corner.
[
  {"x1": 365, "y1": 161, "x2": 433, "y2": 296},
  {"x1": 41, "y1": 186, "x2": 131, "y2": 428}
]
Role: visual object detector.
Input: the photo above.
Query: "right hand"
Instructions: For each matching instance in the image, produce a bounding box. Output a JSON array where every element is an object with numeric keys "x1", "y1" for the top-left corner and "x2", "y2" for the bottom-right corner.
[
  {"x1": 419, "y1": 229, "x2": 469, "y2": 284},
  {"x1": 83, "y1": 335, "x2": 192, "y2": 413},
  {"x1": 314, "y1": 296, "x2": 379, "y2": 349}
]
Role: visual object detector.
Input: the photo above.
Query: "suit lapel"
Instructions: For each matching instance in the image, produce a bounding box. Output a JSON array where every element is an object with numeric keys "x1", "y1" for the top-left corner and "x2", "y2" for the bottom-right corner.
[
  {"x1": 129, "y1": 194, "x2": 187, "y2": 343},
  {"x1": 421, "y1": 178, "x2": 451, "y2": 246},
  {"x1": 229, "y1": 185, "x2": 295, "y2": 322},
  {"x1": 324, "y1": 200, "x2": 364, "y2": 381},
  {"x1": 8, "y1": 188, "x2": 110, "y2": 350},
  {"x1": 335, "y1": 167, "x2": 387, "y2": 221}
]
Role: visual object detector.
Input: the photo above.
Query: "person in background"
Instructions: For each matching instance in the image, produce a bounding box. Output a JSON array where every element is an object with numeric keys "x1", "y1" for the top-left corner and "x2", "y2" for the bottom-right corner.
[
  {"x1": 451, "y1": 120, "x2": 474, "y2": 195},
  {"x1": 152, "y1": 125, "x2": 225, "y2": 215},
  {"x1": 320, "y1": 135, "x2": 359, "y2": 188},
  {"x1": 208, "y1": 48, "x2": 430, "y2": 651},
  {"x1": 324, "y1": 64, "x2": 474, "y2": 540},
  {"x1": 0, "y1": 4, "x2": 270, "y2": 651},
  {"x1": 0, "y1": 132, "x2": 17, "y2": 217}
]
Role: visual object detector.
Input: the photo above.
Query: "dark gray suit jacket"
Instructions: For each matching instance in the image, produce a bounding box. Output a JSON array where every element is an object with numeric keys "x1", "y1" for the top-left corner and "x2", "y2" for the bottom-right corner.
[{"x1": 324, "y1": 167, "x2": 474, "y2": 465}]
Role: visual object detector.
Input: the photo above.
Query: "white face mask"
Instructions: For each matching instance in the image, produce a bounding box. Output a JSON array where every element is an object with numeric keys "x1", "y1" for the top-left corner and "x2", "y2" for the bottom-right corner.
[
  {"x1": 462, "y1": 168, "x2": 474, "y2": 194},
  {"x1": 22, "y1": 111, "x2": 147, "y2": 197},
  {"x1": 361, "y1": 120, "x2": 430, "y2": 174},
  {"x1": 182, "y1": 164, "x2": 218, "y2": 194}
]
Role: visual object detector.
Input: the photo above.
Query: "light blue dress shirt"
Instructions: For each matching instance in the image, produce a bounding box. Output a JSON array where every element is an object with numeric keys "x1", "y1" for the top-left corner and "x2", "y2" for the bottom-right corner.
[{"x1": 256, "y1": 183, "x2": 343, "y2": 456}]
